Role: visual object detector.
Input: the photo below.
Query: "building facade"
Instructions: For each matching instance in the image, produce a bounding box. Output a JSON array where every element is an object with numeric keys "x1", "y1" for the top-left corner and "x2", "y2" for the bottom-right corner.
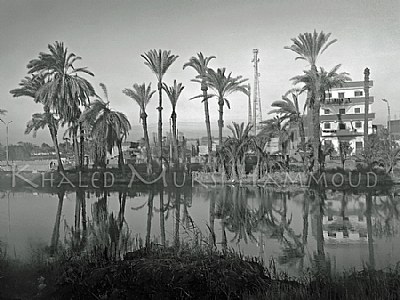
[{"x1": 320, "y1": 81, "x2": 374, "y2": 154}]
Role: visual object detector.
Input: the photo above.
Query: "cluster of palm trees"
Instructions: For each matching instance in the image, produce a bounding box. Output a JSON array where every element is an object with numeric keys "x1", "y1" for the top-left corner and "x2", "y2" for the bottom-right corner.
[
  {"x1": 10, "y1": 42, "x2": 251, "y2": 174},
  {"x1": 12, "y1": 30, "x2": 381, "y2": 177},
  {"x1": 214, "y1": 31, "x2": 352, "y2": 179}
]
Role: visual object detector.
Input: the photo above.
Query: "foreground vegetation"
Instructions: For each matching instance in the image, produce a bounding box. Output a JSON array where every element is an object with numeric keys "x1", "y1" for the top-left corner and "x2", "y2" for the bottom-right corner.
[{"x1": 2, "y1": 243, "x2": 400, "y2": 300}]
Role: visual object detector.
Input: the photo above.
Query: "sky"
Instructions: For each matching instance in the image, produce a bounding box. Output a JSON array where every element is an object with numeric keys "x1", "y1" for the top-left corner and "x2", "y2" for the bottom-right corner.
[{"x1": 0, "y1": 0, "x2": 399, "y2": 145}]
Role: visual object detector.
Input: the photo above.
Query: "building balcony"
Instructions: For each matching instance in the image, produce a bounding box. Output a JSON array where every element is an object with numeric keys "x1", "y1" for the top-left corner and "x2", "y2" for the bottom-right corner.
[
  {"x1": 320, "y1": 113, "x2": 375, "y2": 122},
  {"x1": 323, "y1": 96, "x2": 374, "y2": 106},
  {"x1": 322, "y1": 128, "x2": 363, "y2": 137}
]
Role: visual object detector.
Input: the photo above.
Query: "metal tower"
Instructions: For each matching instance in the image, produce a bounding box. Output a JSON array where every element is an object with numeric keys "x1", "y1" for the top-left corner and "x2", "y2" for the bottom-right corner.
[{"x1": 252, "y1": 49, "x2": 262, "y2": 135}]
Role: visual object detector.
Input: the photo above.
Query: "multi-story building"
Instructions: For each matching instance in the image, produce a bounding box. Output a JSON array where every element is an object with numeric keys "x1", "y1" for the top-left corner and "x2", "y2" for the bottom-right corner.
[{"x1": 320, "y1": 81, "x2": 374, "y2": 154}]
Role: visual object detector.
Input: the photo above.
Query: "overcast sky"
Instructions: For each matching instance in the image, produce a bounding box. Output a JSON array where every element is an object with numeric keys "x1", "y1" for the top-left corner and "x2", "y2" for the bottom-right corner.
[{"x1": 0, "y1": 0, "x2": 399, "y2": 144}]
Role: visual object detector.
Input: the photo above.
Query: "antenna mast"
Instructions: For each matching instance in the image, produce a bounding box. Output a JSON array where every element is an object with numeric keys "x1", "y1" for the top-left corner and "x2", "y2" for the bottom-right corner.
[{"x1": 252, "y1": 49, "x2": 262, "y2": 135}]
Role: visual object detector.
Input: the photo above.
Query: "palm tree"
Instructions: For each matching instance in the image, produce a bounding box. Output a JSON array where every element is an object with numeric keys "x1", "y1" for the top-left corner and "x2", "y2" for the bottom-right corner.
[
  {"x1": 141, "y1": 49, "x2": 178, "y2": 163},
  {"x1": 224, "y1": 122, "x2": 253, "y2": 180},
  {"x1": 25, "y1": 111, "x2": 64, "y2": 171},
  {"x1": 183, "y1": 53, "x2": 216, "y2": 158},
  {"x1": 205, "y1": 68, "x2": 249, "y2": 146},
  {"x1": 26, "y1": 41, "x2": 95, "y2": 115},
  {"x1": 270, "y1": 89, "x2": 307, "y2": 166},
  {"x1": 291, "y1": 64, "x2": 350, "y2": 169},
  {"x1": 163, "y1": 80, "x2": 184, "y2": 164},
  {"x1": 81, "y1": 84, "x2": 131, "y2": 170},
  {"x1": 123, "y1": 83, "x2": 156, "y2": 174},
  {"x1": 285, "y1": 30, "x2": 337, "y2": 172},
  {"x1": 12, "y1": 42, "x2": 95, "y2": 168},
  {"x1": 258, "y1": 117, "x2": 290, "y2": 167}
]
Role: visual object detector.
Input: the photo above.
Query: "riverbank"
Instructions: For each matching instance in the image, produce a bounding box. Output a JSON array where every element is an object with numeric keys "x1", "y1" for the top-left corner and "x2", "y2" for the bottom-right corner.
[{"x1": 2, "y1": 245, "x2": 400, "y2": 299}]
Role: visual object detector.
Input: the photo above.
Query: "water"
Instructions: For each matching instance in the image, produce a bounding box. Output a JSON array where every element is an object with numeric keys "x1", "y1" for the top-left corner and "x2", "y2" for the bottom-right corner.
[{"x1": 1, "y1": 185, "x2": 399, "y2": 276}]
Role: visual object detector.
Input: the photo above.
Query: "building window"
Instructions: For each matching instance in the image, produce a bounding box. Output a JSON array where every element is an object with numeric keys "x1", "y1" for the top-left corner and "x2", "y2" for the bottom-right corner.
[
  {"x1": 355, "y1": 91, "x2": 363, "y2": 97},
  {"x1": 355, "y1": 121, "x2": 362, "y2": 128},
  {"x1": 324, "y1": 122, "x2": 331, "y2": 129},
  {"x1": 354, "y1": 107, "x2": 361, "y2": 113},
  {"x1": 339, "y1": 108, "x2": 346, "y2": 114},
  {"x1": 324, "y1": 109, "x2": 330, "y2": 114},
  {"x1": 338, "y1": 92, "x2": 345, "y2": 99},
  {"x1": 339, "y1": 123, "x2": 346, "y2": 130},
  {"x1": 356, "y1": 141, "x2": 363, "y2": 149}
]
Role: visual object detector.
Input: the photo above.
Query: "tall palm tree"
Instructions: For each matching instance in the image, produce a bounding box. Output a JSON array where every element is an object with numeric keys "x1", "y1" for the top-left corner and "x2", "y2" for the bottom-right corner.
[
  {"x1": 205, "y1": 68, "x2": 249, "y2": 146},
  {"x1": 141, "y1": 49, "x2": 178, "y2": 163},
  {"x1": 291, "y1": 64, "x2": 350, "y2": 169},
  {"x1": 270, "y1": 88, "x2": 307, "y2": 166},
  {"x1": 285, "y1": 30, "x2": 337, "y2": 173},
  {"x1": 183, "y1": 53, "x2": 216, "y2": 158},
  {"x1": 25, "y1": 111, "x2": 64, "y2": 171},
  {"x1": 163, "y1": 80, "x2": 184, "y2": 164},
  {"x1": 81, "y1": 84, "x2": 131, "y2": 170},
  {"x1": 123, "y1": 83, "x2": 156, "y2": 174}
]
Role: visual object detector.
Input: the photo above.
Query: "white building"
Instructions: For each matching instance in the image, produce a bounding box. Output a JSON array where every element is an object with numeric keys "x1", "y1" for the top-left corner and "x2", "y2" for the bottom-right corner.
[{"x1": 320, "y1": 81, "x2": 374, "y2": 154}]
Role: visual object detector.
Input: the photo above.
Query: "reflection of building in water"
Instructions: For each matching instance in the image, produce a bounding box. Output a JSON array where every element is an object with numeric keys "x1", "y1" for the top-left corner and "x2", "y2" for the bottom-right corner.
[{"x1": 311, "y1": 193, "x2": 374, "y2": 245}]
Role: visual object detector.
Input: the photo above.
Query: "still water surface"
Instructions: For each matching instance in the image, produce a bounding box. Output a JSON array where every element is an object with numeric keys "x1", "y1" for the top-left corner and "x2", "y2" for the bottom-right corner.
[{"x1": 1, "y1": 185, "x2": 400, "y2": 276}]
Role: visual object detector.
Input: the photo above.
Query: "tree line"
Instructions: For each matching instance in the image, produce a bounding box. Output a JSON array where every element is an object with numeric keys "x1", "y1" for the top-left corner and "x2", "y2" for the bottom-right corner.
[{"x1": 6, "y1": 30, "x2": 392, "y2": 177}]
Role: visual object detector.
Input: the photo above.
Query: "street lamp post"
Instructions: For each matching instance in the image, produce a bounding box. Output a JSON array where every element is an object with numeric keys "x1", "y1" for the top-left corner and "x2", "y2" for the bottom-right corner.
[
  {"x1": 0, "y1": 120, "x2": 12, "y2": 166},
  {"x1": 382, "y1": 99, "x2": 391, "y2": 143}
]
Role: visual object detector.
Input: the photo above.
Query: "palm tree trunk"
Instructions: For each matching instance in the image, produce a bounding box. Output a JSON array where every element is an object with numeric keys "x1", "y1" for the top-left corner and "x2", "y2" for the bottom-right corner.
[
  {"x1": 312, "y1": 65, "x2": 321, "y2": 173},
  {"x1": 73, "y1": 134, "x2": 80, "y2": 168},
  {"x1": 157, "y1": 81, "x2": 163, "y2": 165},
  {"x1": 117, "y1": 139, "x2": 124, "y2": 170},
  {"x1": 141, "y1": 112, "x2": 153, "y2": 175},
  {"x1": 202, "y1": 83, "x2": 213, "y2": 159},
  {"x1": 171, "y1": 111, "x2": 178, "y2": 164},
  {"x1": 50, "y1": 190, "x2": 64, "y2": 254},
  {"x1": 231, "y1": 156, "x2": 238, "y2": 180},
  {"x1": 79, "y1": 123, "x2": 85, "y2": 169},
  {"x1": 298, "y1": 117, "x2": 308, "y2": 168},
  {"x1": 218, "y1": 100, "x2": 224, "y2": 146},
  {"x1": 49, "y1": 126, "x2": 64, "y2": 172},
  {"x1": 363, "y1": 68, "x2": 370, "y2": 152}
]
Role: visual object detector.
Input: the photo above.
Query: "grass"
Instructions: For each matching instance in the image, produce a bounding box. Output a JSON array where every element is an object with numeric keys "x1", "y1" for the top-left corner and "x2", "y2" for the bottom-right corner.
[{"x1": 3, "y1": 240, "x2": 400, "y2": 299}]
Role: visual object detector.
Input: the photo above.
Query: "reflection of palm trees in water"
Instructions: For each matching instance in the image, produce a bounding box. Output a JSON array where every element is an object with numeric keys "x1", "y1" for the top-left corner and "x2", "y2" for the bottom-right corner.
[
  {"x1": 145, "y1": 189, "x2": 154, "y2": 248},
  {"x1": 223, "y1": 187, "x2": 257, "y2": 244},
  {"x1": 212, "y1": 186, "x2": 306, "y2": 267},
  {"x1": 366, "y1": 191, "x2": 375, "y2": 268},
  {"x1": 309, "y1": 188, "x2": 329, "y2": 272},
  {"x1": 50, "y1": 190, "x2": 65, "y2": 254}
]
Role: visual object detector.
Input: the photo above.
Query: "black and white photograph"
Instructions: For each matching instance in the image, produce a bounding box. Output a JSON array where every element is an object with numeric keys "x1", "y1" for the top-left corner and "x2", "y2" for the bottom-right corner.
[{"x1": 0, "y1": 0, "x2": 400, "y2": 299}]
